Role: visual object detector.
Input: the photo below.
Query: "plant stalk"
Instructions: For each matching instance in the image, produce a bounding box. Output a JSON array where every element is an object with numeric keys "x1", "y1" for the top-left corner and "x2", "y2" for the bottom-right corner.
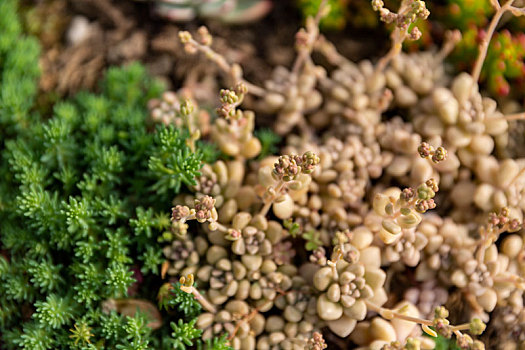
[{"x1": 472, "y1": 0, "x2": 514, "y2": 83}]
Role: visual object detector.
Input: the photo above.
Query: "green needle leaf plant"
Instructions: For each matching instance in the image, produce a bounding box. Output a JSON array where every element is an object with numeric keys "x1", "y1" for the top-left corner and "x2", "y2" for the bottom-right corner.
[{"x1": 0, "y1": 1, "x2": 227, "y2": 348}]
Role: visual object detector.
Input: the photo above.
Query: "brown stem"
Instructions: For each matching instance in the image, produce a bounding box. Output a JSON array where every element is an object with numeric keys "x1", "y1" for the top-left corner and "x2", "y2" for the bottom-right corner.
[
  {"x1": 451, "y1": 323, "x2": 471, "y2": 332},
  {"x1": 375, "y1": 1, "x2": 410, "y2": 73},
  {"x1": 228, "y1": 306, "x2": 261, "y2": 341},
  {"x1": 259, "y1": 180, "x2": 286, "y2": 217},
  {"x1": 509, "y1": 166, "x2": 525, "y2": 187},
  {"x1": 186, "y1": 38, "x2": 266, "y2": 97},
  {"x1": 365, "y1": 300, "x2": 434, "y2": 326},
  {"x1": 493, "y1": 274, "x2": 525, "y2": 288},
  {"x1": 183, "y1": 114, "x2": 198, "y2": 153},
  {"x1": 463, "y1": 290, "x2": 484, "y2": 314},
  {"x1": 211, "y1": 221, "x2": 229, "y2": 233},
  {"x1": 297, "y1": 116, "x2": 315, "y2": 140},
  {"x1": 327, "y1": 248, "x2": 343, "y2": 281},
  {"x1": 435, "y1": 30, "x2": 462, "y2": 63},
  {"x1": 388, "y1": 197, "x2": 417, "y2": 219},
  {"x1": 509, "y1": 5, "x2": 525, "y2": 15},
  {"x1": 477, "y1": 222, "x2": 514, "y2": 263},
  {"x1": 471, "y1": 0, "x2": 514, "y2": 83},
  {"x1": 290, "y1": 0, "x2": 328, "y2": 76},
  {"x1": 501, "y1": 112, "x2": 525, "y2": 121},
  {"x1": 228, "y1": 288, "x2": 288, "y2": 341},
  {"x1": 376, "y1": 28, "x2": 407, "y2": 73},
  {"x1": 161, "y1": 260, "x2": 169, "y2": 279},
  {"x1": 315, "y1": 35, "x2": 357, "y2": 68},
  {"x1": 476, "y1": 225, "x2": 492, "y2": 263},
  {"x1": 89, "y1": 0, "x2": 133, "y2": 32},
  {"x1": 180, "y1": 285, "x2": 217, "y2": 314}
]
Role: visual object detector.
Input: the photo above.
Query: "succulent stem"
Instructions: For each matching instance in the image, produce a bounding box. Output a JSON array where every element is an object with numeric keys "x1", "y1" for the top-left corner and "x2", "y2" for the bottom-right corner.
[
  {"x1": 180, "y1": 285, "x2": 217, "y2": 314},
  {"x1": 259, "y1": 180, "x2": 286, "y2": 217},
  {"x1": 364, "y1": 300, "x2": 434, "y2": 326},
  {"x1": 181, "y1": 34, "x2": 266, "y2": 96},
  {"x1": 451, "y1": 323, "x2": 471, "y2": 331},
  {"x1": 472, "y1": 0, "x2": 515, "y2": 84},
  {"x1": 290, "y1": 0, "x2": 328, "y2": 77},
  {"x1": 501, "y1": 112, "x2": 525, "y2": 121}
]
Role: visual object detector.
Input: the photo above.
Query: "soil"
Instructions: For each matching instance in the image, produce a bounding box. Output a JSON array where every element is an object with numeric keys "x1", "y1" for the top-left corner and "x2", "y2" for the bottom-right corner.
[{"x1": 22, "y1": 0, "x2": 388, "y2": 117}]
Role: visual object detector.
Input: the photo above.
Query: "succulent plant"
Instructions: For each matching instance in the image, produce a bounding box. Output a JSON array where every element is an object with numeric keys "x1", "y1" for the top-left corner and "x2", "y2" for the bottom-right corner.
[
  {"x1": 297, "y1": 0, "x2": 349, "y2": 30},
  {"x1": 434, "y1": 0, "x2": 525, "y2": 98},
  {"x1": 141, "y1": 0, "x2": 272, "y2": 24},
  {"x1": 452, "y1": 27, "x2": 525, "y2": 97}
]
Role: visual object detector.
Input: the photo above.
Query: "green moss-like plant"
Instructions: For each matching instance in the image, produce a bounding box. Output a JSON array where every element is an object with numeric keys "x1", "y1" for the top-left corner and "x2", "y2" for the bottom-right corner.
[{"x1": 0, "y1": 1, "x2": 229, "y2": 348}]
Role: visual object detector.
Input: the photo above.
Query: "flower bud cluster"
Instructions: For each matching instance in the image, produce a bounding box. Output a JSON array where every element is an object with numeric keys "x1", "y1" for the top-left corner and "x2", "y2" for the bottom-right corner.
[
  {"x1": 170, "y1": 195, "x2": 219, "y2": 237},
  {"x1": 195, "y1": 195, "x2": 217, "y2": 222},
  {"x1": 372, "y1": 0, "x2": 429, "y2": 29},
  {"x1": 418, "y1": 142, "x2": 447, "y2": 163},
  {"x1": 306, "y1": 332, "x2": 327, "y2": 350},
  {"x1": 178, "y1": 27, "x2": 217, "y2": 54},
  {"x1": 372, "y1": 179, "x2": 438, "y2": 245},
  {"x1": 272, "y1": 151, "x2": 320, "y2": 182},
  {"x1": 212, "y1": 85, "x2": 262, "y2": 159},
  {"x1": 283, "y1": 135, "x2": 386, "y2": 232},
  {"x1": 256, "y1": 151, "x2": 320, "y2": 220},
  {"x1": 149, "y1": 90, "x2": 209, "y2": 134},
  {"x1": 217, "y1": 84, "x2": 246, "y2": 120}
]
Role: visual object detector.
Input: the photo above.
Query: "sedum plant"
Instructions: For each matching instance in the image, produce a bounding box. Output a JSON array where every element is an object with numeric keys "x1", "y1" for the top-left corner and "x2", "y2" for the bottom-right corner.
[
  {"x1": 297, "y1": 0, "x2": 349, "y2": 30},
  {"x1": 161, "y1": 0, "x2": 525, "y2": 347},
  {"x1": 136, "y1": 0, "x2": 272, "y2": 24},
  {"x1": 0, "y1": 0, "x2": 40, "y2": 136},
  {"x1": 442, "y1": 0, "x2": 525, "y2": 98},
  {"x1": 452, "y1": 27, "x2": 525, "y2": 97}
]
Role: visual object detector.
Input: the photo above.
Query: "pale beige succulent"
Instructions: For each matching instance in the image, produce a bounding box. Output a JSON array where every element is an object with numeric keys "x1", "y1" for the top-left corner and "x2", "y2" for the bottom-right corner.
[
  {"x1": 197, "y1": 300, "x2": 265, "y2": 349},
  {"x1": 259, "y1": 284, "x2": 319, "y2": 349},
  {"x1": 404, "y1": 281, "x2": 449, "y2": 319},
  {"x1": 350, "y1": 302, "x2": 435, "y2": 350},
  {"x1": 148, "y1": 90, "x2": 211, "y2": 151},
  {"x1": 310, "y1": 239, "x2": 387, "y2": 337},
  {"x1": 157, "y1": 1, "x2": 525, "y2": 348},
  {"x1": 211, "y1": 86, "x2": 262, "y2": 160},
  {"x1": 162, "y1": 237, "x2": 201, "y2": 276},
  {"x1": 258, "y1": 65, "x2": 324, "y2": 135}
]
